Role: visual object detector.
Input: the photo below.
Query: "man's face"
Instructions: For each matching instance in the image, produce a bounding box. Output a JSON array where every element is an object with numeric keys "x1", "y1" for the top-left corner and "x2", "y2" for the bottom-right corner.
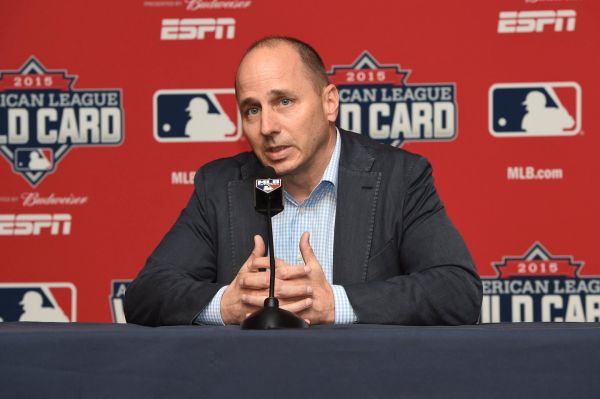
[{"x1": 236, "y1": 44, "x2": 338, "y2": 178}]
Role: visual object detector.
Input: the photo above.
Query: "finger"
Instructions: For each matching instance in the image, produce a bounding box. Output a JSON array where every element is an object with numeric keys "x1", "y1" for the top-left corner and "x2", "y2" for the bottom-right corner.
[
  {"x1": 248, "y1": 256, "x2": 288, "y2": 272},
  {"x1": 276, "y1": 264, "x2": 311, "y2": 280},
  {"x1": 280, "y1": 298, "x2": 313, "y2": 314},
  {"x1": 299, "y1": 232, "x2": 317, "y2": 265},
  {"x1": 252, "y1": 235, "x2": 266, "y2": 257},
  {"x1": 247, "y1": 256, "x2": 270, "y2": 272},
  {"x1": 242, "y1": 235, "x2": 266, "y2": 272},
  {"x1": 275, "y1": 282, "x2": 313, "y2": 298},
  {"x1": 241, "y1": 294, "x2": 266, "y2": 307},
  {"x1": 239, "y1": 274, "x2": 270, "y2": 289}
]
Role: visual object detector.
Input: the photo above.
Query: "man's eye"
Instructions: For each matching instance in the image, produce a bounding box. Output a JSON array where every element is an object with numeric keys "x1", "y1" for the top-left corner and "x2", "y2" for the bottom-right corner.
[
  {"x1": 280, "y1": 98, "x2": 292, "y2": 106},
  {"x1": 247, "y1": 107, "x2": 259, "y2": 116}
]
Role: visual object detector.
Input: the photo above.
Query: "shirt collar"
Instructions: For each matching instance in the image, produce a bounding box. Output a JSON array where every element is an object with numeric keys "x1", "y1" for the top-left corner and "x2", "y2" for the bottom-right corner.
[
  {"x1": 321, "y1": 128, "x2": 341, "y2": 188},
  {"x1": 282, "y1": 128, "x2": 340, "y2": 206}
]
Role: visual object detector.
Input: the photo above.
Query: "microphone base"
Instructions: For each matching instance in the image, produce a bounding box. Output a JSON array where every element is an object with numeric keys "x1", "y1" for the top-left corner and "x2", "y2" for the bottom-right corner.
[{"x1": 241, "y1": 298, "x2": 309, "y2": 330}]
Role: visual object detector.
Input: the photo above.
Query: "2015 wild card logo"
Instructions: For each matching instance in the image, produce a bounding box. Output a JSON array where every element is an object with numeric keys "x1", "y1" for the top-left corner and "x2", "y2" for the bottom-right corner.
[
  {"x1": 0, "y1": 57, "x2": 124, "y2": 186},
  {"x1": 329, "y1": 51, "x2": 457, "y2": 147},
  {"x1": 110, "y1": 280, "x2": 130, "y2": 324},
  {"x1": 481, "y1": 242, "x2": 600, "y2": 323}
]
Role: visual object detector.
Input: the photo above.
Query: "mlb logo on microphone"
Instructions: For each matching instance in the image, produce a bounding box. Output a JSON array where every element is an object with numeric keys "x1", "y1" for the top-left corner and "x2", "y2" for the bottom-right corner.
[
  {"x1": 0, "y1": 283, "x2": 76, "y2": 322},
  {"x1": 153, "y1": 89, "x2": 242, "y2": 142},
  {"x1": 256, "y1": 179, "x2": 282, "y2": 193},
  {"x1": 14, "y1": 148, "x2": 54, "y2": 172},
  {"x1": 489, "y1": 82, "x2": 581, "y2": 137}
]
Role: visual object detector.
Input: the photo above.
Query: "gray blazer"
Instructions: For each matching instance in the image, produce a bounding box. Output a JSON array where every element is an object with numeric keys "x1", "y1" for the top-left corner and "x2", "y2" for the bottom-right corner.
[{"x1": 125, "y1": 129, "x2": 482, "y2": 326}]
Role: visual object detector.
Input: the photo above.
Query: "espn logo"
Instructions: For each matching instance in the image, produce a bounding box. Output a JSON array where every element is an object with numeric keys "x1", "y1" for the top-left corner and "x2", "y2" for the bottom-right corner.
[
  {"x1": 498, "y1": 10, "x2": 576, "y2": 33},
  {"x1": 160, "y1": 18, "x2": 236, "y2": 40},
  {"x1": 0, "y1": 214, "x2": 71, "y2": 236}
]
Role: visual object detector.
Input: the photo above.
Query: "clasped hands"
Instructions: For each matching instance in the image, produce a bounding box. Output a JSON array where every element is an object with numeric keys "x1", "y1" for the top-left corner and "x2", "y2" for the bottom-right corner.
[{"x1": 221, "y1": 232, "x2": 334, "y2": 325}]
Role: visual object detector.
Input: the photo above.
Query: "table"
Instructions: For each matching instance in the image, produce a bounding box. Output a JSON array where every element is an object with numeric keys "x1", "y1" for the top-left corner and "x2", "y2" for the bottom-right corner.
[{"x1": 1, "y1": 322, "x2": 599, "y2": 398}]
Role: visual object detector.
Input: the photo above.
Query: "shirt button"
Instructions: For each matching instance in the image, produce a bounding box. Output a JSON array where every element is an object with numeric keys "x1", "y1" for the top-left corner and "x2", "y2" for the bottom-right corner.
[
  {"x1": 297, "y1": 254, "x2": 303, "y2": 262},
  {"x1": 299, "y1": 208, "x2": 304, "y2": 215}
]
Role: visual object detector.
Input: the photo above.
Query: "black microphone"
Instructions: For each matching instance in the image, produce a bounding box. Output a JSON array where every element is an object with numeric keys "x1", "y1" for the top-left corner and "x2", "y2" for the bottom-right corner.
[
  {"x1": 241, "y1": 166, "x2": 308, "y2": 330},
  {"x1": 253, "y1": 166, "x2": 283, "y2": 217},
  {"x1": 253, "y1": 167, "x2": 281, "y2": 275}
]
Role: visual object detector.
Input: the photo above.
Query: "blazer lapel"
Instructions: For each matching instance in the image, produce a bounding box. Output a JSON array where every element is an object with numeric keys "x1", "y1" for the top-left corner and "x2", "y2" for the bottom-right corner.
[
  {"x1": 333, "y1": 131, "x2": 381, "y2": 285},
  {"x1": 228, "y1": 157, "x2": 268, "y2": 276}
]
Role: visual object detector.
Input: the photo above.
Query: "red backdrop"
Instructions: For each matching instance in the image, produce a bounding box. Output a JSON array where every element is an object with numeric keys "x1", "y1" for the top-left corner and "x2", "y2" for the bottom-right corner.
[{"x1": 1, "y1": 0, "x2": 599, "y2": 323}]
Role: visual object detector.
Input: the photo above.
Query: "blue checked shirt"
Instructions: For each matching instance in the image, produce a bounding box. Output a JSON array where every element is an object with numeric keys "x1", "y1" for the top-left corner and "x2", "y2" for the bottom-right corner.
[{"x1": 196, "y1": 130, "x2": 358, "y2": 325}]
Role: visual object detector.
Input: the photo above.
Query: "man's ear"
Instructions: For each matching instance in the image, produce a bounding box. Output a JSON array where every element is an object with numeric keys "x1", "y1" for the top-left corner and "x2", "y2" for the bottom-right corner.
[{"x1": 322, "y1": 84, "x2": 339, "y2": 123}]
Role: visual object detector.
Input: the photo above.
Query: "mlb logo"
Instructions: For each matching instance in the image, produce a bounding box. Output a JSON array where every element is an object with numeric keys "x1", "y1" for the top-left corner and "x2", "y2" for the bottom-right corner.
[
  {"x1": 0, "y1": 283, "x2": 76, "y2": 322},
  {"x1": 14, "y1": 148, "x2": 54, "y2": 172},
  {"x1": 153, "y1": 89, "x2": 242, "y2": 142},
  {"x1": 256, "y1": 178, "x2": 282, "y2": 193},
  {"x1": 109, "y1": 280, "x2": 130, "y2": 323},
  {"x1": 489, "y1": 82, "x2": 581, "y2": 137}
]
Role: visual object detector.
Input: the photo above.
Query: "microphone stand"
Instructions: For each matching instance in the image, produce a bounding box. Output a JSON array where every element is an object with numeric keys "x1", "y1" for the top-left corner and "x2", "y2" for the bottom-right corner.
[
  {"x1": 266, "y1": 195, "x2": 277, "y2": 303},
  {"x1": 241, "y1": 195, "x2": 308, "y2": 329}
]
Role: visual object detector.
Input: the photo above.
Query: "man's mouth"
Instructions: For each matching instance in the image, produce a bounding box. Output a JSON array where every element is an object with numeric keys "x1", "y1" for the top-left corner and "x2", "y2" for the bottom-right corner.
[{"x1": 265, "y1": 145, "x2": 291, "y2": 161}]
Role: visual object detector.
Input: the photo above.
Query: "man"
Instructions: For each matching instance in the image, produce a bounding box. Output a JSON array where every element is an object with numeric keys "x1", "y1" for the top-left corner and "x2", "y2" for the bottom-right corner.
[{"x1": 125, "y1": 36, "x2": 482, "y2": 326}]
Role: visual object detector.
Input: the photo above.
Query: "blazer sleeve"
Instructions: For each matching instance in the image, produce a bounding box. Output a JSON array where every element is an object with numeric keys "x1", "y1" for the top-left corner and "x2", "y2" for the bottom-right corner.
[
  {"x1": 124, "y1": 167, "x2": 226, "y2": 326},
  {"x1": 344, "y1": 156, "x2": 482, "y2": 325}
]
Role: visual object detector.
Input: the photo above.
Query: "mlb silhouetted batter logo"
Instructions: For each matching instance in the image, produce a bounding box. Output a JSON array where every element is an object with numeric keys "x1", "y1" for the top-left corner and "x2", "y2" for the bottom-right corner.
[
  {"x1": 185, "y1": 96, "x2": 235, "y2": 139},
  {"x1": 15, "y1": 148, "x2": 53, "y2": 172},
  {"x1": 489, "y1": 82, "x2": 581, "y2": 137},
  {"x1": 521, "y1": 91, "x2": 574, "y2": 133},
  {"x1": 154, "y1": 89, "x2": 241, "y2": 142},
  {"x1": 0, "y1": 283, "x2": 76, "y2": 322},
  {"x1": 18, "y1": 291, "x2": 68, "y2": 322},
  {"x1": 329, "y1": 51, "x2": 457, "y2": 147},
  {"x1": 0, "y1": 56, "x2": 124, "y2": 186}
]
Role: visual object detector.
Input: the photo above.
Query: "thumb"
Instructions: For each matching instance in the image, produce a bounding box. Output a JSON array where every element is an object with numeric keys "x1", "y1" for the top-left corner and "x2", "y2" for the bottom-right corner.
[
  {"x1": 252, "y1": 235, "x2": 266, "y2": 258},
  {"x1": 242, "y1": 235, "x2": 265, "y2": 272},
  {"x1": 299, "y1": 232, "x2": 317, "y2": 265}
]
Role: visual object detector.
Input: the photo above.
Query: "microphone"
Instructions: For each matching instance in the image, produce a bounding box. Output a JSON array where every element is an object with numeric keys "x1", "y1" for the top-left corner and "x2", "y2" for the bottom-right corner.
[
  {"x1": 241, "y1": 166, "x2": 308, "y2": 330},
  {"x1": 253, "y1": 167, "x2": 281, "y2": 275},
  {"x1": 253, "y1": 166, "x2": 283, "y2": 217}
]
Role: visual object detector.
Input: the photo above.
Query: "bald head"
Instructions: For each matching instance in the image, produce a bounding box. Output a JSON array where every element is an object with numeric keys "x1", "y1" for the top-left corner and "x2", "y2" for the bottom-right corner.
[{"x1": 235, "y1": 36, "x2": 330, "y2": 96}]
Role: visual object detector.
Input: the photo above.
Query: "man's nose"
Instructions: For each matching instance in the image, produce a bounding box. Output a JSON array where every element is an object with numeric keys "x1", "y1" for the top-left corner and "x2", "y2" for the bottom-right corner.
[{"x1": 260, "y1": 107, "x2": 279, "y2": 136}]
